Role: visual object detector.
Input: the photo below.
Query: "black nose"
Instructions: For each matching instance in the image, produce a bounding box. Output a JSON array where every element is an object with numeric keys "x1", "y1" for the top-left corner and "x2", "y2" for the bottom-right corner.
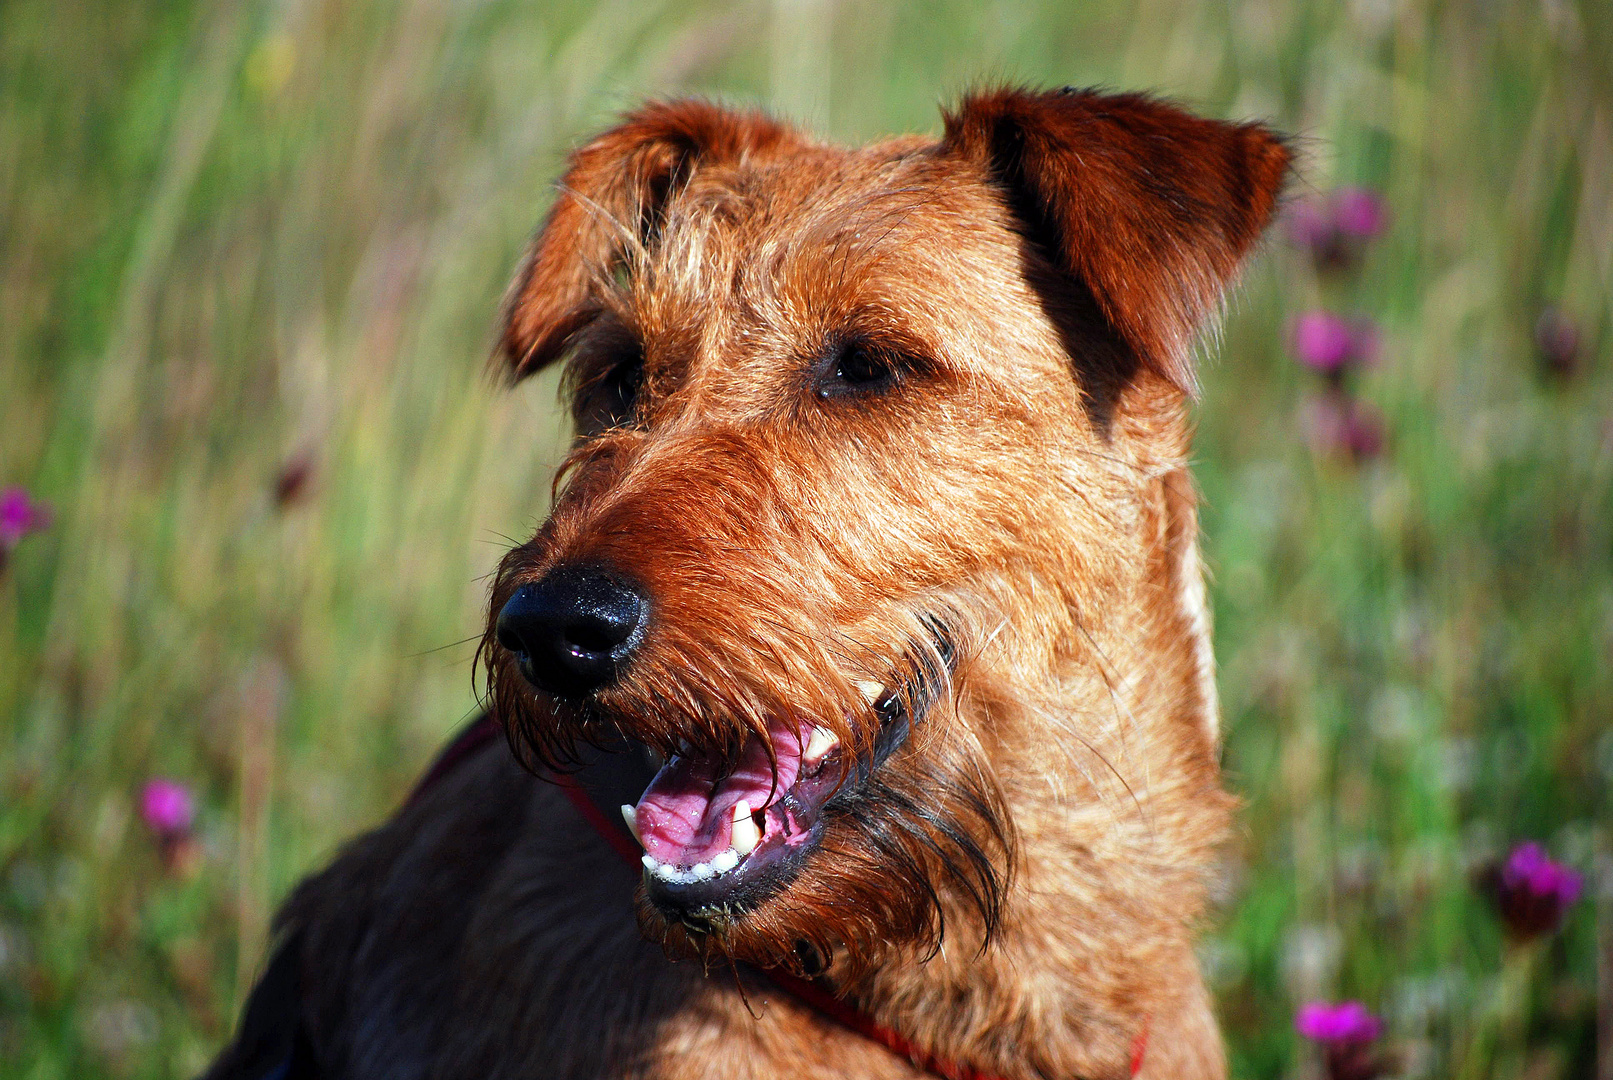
[{"x1": 496, "y1": 568, "x2": 649, "y2": 699}]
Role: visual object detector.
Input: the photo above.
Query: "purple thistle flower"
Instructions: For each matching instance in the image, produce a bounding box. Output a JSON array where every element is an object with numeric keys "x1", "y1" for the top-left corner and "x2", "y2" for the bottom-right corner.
[
  {"x1": 1292, "y1": 313, "x2": 1378, "y2": 377},
  {"x1": 1285, "y1": 187, "x2": 1391, "y2": 269},
  {"x1": 1298, "y1": 1002, "x2": 1389, "y2": 1080},
  {"x1": 0, "y1": 487, "x2": 51, "y2": 549},
  {"x1": 139, "y1": 779, "x2": 195, "y2": 840},
  {"x1": 1302, "y1": 390, "x2": 1386, "y2": 465},
  {"x1": 273, "y1": 451, "x2": 316, "y2": 509},
  {"x1": 1285, "y1": 195, "x2": 1338, "y2": 252},
  {"x1": 1297, "y1": 1001, "x2": 1384, "y2": 1044},
  {"x1": 1534, "y1": 307, "x2": 1581, "y2": 379},
  {"x1": 1481, "y1": 842, "x2": 1582, "y2": 942},
  {"x1": 1342, "y1": 398, "x2": 1385, "y2": 460},
  {"x1": 1332, "y1": 187, "x2": 1391, "y2": 240}
]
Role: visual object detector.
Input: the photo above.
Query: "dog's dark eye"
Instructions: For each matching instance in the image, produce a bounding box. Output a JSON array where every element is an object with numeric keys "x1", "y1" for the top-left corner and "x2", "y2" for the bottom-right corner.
[
  {"x1": 835, "y1": 347, "x2": 892, "y2": 386},
  {"x1": 817, "y1": 342, "x2": 900, "y2": 399},
  {"x1": 577, "y1": 351, "x2": 644, "y2": 433},
  {"x1": 602, "y1": 359, "x2": 643, "y2": 417}
]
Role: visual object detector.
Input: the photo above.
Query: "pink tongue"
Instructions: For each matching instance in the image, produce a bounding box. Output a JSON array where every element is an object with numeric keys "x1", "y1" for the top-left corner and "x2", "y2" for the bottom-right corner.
[{"x1": 634, "y1": 719, "x2": 806, "y2": 866}]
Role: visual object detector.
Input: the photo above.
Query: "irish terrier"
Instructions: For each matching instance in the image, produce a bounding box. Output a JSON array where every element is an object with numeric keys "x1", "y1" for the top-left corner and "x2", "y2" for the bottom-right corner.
[{"x1": 206, "y1": 86, "x2": 1289, "y2": 1080}]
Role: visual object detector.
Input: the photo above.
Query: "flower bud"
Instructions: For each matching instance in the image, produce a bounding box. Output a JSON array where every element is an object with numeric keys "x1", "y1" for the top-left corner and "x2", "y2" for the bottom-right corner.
[
  {"x1": 139, "y1": 779, "x2": 195, "y2": 840},
  {"x1": 1297, "y1": 1001, "x2": 1389, "y2": 1080},
  {"x1": 1478, "y1": 841, "x2": 1582, "y2": 942}
]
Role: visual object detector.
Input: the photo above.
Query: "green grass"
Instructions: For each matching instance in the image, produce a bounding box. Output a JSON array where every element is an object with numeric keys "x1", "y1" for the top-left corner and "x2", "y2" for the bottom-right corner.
[{"x1": 1, "y1": 1, "x2": 1607, "y2": 1076}]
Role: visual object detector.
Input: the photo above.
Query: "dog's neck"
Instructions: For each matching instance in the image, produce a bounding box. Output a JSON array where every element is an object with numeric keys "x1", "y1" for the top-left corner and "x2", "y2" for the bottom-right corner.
[{"x1": 838, "y1": 466, "x2": 1230, "y2": 1080}]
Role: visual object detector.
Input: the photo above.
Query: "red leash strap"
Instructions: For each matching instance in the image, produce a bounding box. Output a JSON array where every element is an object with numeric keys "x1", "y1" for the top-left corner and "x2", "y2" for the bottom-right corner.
[
  {"x1": 553, "y1": 766, "x2": 647, "y2": 867},
  {"x1": 1130, "y1": 1021, "x2": 1149, "y2": 1077},
  {"x1": 406, "y1": 714, "x2": 503, "y2": 808},
  {"x1": 414, "y1": 717, "x2": 1145, "y2": 1078},
  {"x1": 760, "y1": 967, "x2": 1005, "y2": 1080},
  {"x1": 765, "y1": 965, "x2": 1147, "y2": 1080}
]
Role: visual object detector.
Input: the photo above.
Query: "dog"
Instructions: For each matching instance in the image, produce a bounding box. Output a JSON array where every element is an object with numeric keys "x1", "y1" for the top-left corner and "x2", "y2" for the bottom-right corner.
[{"x1": 204, "y1": 85, "x2": 1290, "y2": 1080}]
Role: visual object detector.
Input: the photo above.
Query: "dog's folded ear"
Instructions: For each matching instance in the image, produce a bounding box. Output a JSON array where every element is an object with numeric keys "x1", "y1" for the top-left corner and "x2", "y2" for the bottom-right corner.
[
  {"x1": 941, "y1": 86, "x2": 1292, "y2": 396},
  {"x1": 499, "y1": 101, "x2": 801, "y2": 380}
]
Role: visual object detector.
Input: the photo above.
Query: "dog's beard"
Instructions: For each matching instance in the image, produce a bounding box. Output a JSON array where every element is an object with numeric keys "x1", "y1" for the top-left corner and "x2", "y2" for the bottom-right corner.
[
  {"x1": 645, "y1": 734, "x2": 1012, "y2": 980},
  {"x1": 478, "y1": 587, "x2": 1013, "y2": 980}
]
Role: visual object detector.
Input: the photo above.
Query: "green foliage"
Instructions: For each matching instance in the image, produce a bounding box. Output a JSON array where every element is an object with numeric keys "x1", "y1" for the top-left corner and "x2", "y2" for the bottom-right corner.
[{"x1": 1, "y1": 1, "x2": 1606, "y2": 1076}]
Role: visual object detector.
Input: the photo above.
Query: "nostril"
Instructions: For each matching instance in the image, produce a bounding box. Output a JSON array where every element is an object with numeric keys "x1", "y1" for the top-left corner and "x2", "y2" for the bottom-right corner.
[
  {"x1": 565, "y1": 618, "x2": 626, "y2": 656},
  {"x1": 496, "y1": 568, "x2": 649, "y2": 699},
  {"x1": 495, "y1": 620, "x2": 527, "y2": 656}
]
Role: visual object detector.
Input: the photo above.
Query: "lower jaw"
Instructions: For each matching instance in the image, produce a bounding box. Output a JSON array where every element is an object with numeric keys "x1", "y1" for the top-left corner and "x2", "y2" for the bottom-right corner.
[
  {"x1": 642, "y1": 817, "x2": 824, "y2": 924},
  {"x1": 628, "y1": 636, "x2": 947, "y2": 925},
  {"x1": 636, "y1": 747, "x2": 846, "y2": 923}
]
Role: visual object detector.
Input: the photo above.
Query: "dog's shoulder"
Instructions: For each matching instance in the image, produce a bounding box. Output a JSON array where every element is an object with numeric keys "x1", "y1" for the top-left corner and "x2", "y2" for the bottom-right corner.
[{"x1": 215, "y1": 739, "x2": 716, "y2": 1080}]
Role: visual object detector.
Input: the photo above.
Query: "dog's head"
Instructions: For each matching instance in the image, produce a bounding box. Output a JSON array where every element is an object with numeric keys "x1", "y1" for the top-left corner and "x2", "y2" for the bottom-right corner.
[{"x1": 480, "y1": 88, "x2": 1288, "y2": 977}]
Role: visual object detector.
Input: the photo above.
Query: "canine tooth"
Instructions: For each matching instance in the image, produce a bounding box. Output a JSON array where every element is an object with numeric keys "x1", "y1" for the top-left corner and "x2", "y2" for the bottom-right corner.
[
  {"x1": 730, "y1": 803, "x2": 762, "y2": 856},
  {"x1": 803, "y1": 725, "x2": 838, "y2": 763},
  {"x1": 692, "y1": 862, "x2": 713, "y2": 880},
  {"x1": 711, "y1": 850, "x2": 739, "y2": 874},
  {"x1": 621, "y1": 805, "x2": 642, "y2": 845},
  {"x1": 641, "y1": 854, "x2": 657, "y2": 871}
]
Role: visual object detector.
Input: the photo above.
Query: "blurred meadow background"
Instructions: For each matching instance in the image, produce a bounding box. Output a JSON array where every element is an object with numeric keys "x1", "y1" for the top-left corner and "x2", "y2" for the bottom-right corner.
[{"x1": 2, "y1": 0, "x2": 1609, "y2": 1076}]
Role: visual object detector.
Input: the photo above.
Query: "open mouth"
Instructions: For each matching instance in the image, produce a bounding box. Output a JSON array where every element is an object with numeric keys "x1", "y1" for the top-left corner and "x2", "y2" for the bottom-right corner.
[{"x1": 621, "y1": 640, "x2": 952, "y2": 922}]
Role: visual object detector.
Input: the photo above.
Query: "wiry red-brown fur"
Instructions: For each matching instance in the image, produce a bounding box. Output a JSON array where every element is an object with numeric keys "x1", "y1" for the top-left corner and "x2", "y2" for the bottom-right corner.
[{"x1": 208, "y1": 86, "x2": 1289, "y2": 1080}]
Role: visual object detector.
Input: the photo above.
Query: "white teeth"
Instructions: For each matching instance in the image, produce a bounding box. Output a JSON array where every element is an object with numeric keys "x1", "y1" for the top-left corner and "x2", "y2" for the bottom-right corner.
[
  {"x1": 803, "y1": 725, "x2": 838, "y2": 764},
  {"x1": 730, "y1": 800, "x2": 762, "y2": 855},
  {"x1": 638, "y1": 804, "x2": 758, "y2": 887},
  {"x1": 621, "y1": 805, "x2": 642, "y2": 846},
  {"x1": 643, "y1": 849, "x2": 742, "y2": 883},
  {"x1": 856, "y1": 679, "x2": 884, "y2": 704},
  {"x1": 643, "y1": 851, "x2": 718, "y2": 883}
]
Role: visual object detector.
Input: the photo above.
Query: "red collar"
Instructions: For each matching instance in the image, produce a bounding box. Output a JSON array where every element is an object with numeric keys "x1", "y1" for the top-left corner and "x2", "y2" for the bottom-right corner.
[{"x1": 414, "y1": 716, "x2": 1146, "y2": 1078}]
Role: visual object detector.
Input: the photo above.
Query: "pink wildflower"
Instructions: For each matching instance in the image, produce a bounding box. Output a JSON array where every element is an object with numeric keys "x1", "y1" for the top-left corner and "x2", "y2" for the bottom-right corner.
[
  {"x1": 1481, "y1": 842, "x2": 1582, "y2": 942},
  {"x1": 273, "y1": 452, "x2": 315, "y2": 508},
  {"x1": 1296, "y1": 1001, "x2": 1383, "y2": 1044},
  {"x1": 0, "y1": 487, "x2": 51, "y2": 549},
  {"x1": 1534, "y1": 307, "x2": 1581, "y2": 379},
  {"x1": 1292, "y1": 313, "x2": 1378, "y2": 377},
  {"x1": 1332, "y1": 187, "x2": 1391, "y2": 240},
  {"x1": 1304, "y1": 394, "x2": 1385, "y2": 464},
  {"x1": 1285, "y1": 187, "x2": 1391, "y2": 269},
  {"x1": 139, "y1": 779, "x2": 195, "y2": 840},
  {"x1": 1298, "y1": 1002, "x2": 1389, "y2": 1080},
  {"x1": 1285, "y1": 195, "x2": 1337, "y2": 252},
  {"x1": 1341, "y1": 399, "x2": 1384, "y2": 460}
]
